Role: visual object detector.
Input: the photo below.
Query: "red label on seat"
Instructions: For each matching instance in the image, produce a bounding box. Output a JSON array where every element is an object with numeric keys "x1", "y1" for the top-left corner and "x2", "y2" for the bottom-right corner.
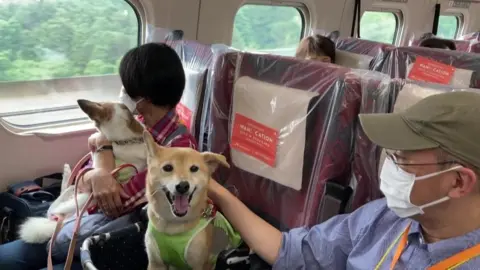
[
  {"x1": 231, "y1": 113, "x2": 278, "y2": 167},
  {"x1": 176, "y1": 103, "x2": 192, "y2": 130},
  {"x1": 408, "y1": 57, "x2": 455, "y2": 85}
]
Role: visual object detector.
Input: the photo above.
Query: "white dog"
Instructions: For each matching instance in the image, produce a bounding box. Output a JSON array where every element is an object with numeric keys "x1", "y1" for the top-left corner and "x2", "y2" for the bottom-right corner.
[{"x1": 19, "y1": 99, "x2": 146, "y2": 243}]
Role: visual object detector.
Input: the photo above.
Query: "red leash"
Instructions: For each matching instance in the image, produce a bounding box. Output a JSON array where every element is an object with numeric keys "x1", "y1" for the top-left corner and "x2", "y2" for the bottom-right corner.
[{"x1": 47, "y1": 155, "x2": 138, "y2": 270}]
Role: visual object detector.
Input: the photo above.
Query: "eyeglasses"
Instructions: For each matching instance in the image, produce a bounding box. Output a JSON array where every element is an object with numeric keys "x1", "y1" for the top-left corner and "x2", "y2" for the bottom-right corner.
[{"x1": 385, "y1": 150, "x2": 458, "y2": 167}]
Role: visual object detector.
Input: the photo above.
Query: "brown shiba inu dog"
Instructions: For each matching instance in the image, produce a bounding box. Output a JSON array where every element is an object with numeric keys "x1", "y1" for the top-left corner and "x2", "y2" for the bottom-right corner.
[{"x1": 143, "y1": 131, "x2": 229, "y2": 270}]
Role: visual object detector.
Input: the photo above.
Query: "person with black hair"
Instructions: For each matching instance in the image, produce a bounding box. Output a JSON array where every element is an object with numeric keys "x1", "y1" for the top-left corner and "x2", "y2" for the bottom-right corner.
[
  {"x1": 295, "y1": 34, "x2": 336, "y2": 63},
  {"x1": 119, "y1": 43, "x2": 186, "y2": 115},
  {"x1": 419, "y1": 37, "x2": 457, "y2": 50},
  {"x1": 86, "y1": 42, "x2": 197, "y2": 216},
  {"x1": 0, "y1": 43, "x2": 197, "y2": 270}
]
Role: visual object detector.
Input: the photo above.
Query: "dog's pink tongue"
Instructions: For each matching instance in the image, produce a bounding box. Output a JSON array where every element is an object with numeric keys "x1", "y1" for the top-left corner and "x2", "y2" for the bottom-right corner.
[{"x1": 174, "y1": 195, "x2": 189, "y2": 213}]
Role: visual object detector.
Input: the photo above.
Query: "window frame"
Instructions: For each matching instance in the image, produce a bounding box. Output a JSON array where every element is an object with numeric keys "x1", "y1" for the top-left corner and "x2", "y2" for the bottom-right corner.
[
  {"x1": 438, "y1": 13, "x2": 463, "y2": 39},
  {"x1": 360, "y1": 9, "x2": 403, "y2": 45},
  {"x1": 0, "y1": 0, "x2": 143, "y2": 131},
  {"x1": 126, "y1": 0, "x2": 145, "y2": 45},
  {"x1": 231, "y1": 2, "x2": 308, "y2": 53}
]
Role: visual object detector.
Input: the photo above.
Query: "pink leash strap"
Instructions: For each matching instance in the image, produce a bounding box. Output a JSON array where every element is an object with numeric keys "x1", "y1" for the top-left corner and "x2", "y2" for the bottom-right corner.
[
  {"x1": 67, "y1": 154, "x2": 91, "y2": 188},
  {"x1": 47, "y1": 160, "x2": 138, "y2": 270},
  {"x1": 47, "y1": 167, "x2": 93, "y2": 270}
]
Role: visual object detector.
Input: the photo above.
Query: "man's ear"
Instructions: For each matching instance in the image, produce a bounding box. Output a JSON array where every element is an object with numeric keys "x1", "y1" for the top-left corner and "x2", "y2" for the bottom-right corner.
[
  {"x1": 448, "y1": 167, "x2": 478, "y2": 198},
  {"x1": 201, "y1": 152, "x2": 230, "y2": 173},
  {"x1": 143, "y1": 130, "x2": 162, "y2": 157}
]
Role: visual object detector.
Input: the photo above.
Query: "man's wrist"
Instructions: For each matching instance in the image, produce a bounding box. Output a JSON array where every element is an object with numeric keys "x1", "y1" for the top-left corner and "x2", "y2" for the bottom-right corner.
[{"x1": 209, "y1": 182, "x2": 230, "y2": 208}]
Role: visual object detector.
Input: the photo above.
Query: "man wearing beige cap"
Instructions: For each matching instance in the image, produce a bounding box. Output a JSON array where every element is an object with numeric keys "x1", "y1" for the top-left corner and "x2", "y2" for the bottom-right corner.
[{"x1": 208, "y1": 91, "x2": 480, "y2": 269}]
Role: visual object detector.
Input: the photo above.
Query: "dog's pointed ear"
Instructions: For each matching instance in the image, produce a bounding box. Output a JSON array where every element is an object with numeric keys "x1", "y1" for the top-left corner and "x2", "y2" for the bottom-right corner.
[
  {"x1": 201, "y1": 152, "x2": 230, "y2": 172},
  {"x1": 143, "y1": 130, "x2": 161, "y2": 157},
  {"x1": 326, "y1": 30, "x2": 340, "y2": 42},
  {"x1": 77, "y1": 99, "x2": 103, "y2": 121}
]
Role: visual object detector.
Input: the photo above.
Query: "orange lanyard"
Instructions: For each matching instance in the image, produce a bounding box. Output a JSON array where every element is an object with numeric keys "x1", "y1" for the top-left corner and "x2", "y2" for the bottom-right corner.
[{"x1": 376, "y1": 222, "x2": 480, "y2": 270}]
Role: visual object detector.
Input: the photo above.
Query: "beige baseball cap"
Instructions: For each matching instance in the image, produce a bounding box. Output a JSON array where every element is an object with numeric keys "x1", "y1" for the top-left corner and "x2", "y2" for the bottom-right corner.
[{"x1": 359, "y1": 91, "x2": 480, "y2": 168}]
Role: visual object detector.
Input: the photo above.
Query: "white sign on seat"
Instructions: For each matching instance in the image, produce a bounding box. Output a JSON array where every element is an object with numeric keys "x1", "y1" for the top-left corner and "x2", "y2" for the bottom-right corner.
[{"x1": 230, "y1": 76, "x2": 319, "y2": 191}]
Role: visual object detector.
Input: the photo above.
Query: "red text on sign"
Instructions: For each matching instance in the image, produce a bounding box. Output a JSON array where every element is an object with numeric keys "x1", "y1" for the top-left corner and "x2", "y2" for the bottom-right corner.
[
  {"x1": 408, "y1": 56, "x2": 455, "y2": 85},
  {"x1": 231, "y1": 113, "x2": 278, "y2": 167}
]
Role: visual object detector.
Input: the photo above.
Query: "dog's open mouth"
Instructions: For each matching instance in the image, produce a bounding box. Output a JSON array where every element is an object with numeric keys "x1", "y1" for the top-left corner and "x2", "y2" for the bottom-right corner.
[{"x1": 163, "y1": 187, "x2": 196, "y2": 217}]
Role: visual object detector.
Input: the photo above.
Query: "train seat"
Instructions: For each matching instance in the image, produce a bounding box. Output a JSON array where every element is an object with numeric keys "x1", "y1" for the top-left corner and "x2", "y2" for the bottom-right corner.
[
  {"x1": 410, "y1": 35, "x2": 472, "y2": 52},
  {"x1": 194, "y1": 44, "x2": 236, "y2": 151},
  {"x1": 470, "y1": 42, "x2": 480, "y2": 54},
  {"x1": 335, "y1": 37, "x2": 396, "y2": 70},
  {"x1": 206, "y1": 50, "x2": 397, "y2": 229},
  {"x1": 460, "y1": 32, "x2": 480, "y2": 42},
  {"x1": 349, "y1": 75, "x2": 403, "y2": 211},
  {"x1": 457, "y1": 32, "x2": 480, "y2": 54},
  {"x1": 168, "y1": 40, "x2": 214, "y2": 143},
  {"x1": 373, "y1": 47, "x2": 480, "y2": 89},
  {"x1": 336, "y1": 37, "x2": 396, "y2": 57},
  {"x1": 335, "y1": 49, "x2": 373, "y2": 70}
]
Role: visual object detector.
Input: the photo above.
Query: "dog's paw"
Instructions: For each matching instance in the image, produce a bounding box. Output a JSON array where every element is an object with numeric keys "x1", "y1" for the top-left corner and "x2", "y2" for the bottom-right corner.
[
  {"x1": 63, "y1": 163, "x2": 71, "y2": 176},
  {"x1": 88, "y1": 132, "x2": 101, "y2": 141},
  {"x1": 88, "y1": 132, "x2": 103, "y2": 149},
  {"x1": 61, "y1": 163, "x2": 72, "y2": 192}
]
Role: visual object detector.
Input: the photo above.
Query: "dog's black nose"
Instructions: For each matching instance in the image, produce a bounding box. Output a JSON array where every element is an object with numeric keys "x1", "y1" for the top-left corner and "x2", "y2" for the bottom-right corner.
[{"x1": 175, "y1": 181, "x2": 190, "y2": 194}]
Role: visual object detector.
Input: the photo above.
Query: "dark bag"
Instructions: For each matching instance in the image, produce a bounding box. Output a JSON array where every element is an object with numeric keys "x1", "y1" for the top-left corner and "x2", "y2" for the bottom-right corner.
[{"x1": 0, "y1": 173, "x2": 62, "y2": 244}]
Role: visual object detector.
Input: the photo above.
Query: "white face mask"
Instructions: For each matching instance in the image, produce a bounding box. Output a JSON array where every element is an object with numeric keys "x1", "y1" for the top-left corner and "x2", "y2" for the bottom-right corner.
[
  {"x1": 380, "y1": 157, "x2": 461, "y2": 218},
  {"x1": 119, "y1": 87, "x2": 143, "y2": 113}
]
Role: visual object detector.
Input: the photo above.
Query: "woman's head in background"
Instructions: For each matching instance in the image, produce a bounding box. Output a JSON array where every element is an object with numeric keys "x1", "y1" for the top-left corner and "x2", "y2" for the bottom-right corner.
[
  {"x1": 419, "y1": 38, "x2": 457, "y2": 50},
  {"x1": 295, "y1": 34, "x2": 336, "y2": 63}
]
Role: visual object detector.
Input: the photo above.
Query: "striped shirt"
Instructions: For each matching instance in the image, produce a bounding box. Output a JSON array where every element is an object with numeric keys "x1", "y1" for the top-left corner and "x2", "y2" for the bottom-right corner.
[{"x1": 122, "y1": 110, "x2": 197, "y2": 211}]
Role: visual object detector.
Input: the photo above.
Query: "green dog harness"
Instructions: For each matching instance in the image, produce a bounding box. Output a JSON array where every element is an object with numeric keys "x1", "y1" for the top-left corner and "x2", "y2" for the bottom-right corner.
[{"x1": 148, "y1": 204, "x2": 242, "y2": 269}]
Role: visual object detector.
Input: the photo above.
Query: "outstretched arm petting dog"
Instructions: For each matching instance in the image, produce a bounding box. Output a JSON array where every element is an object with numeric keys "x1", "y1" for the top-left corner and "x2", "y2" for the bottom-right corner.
[{"x1": 208, "y1": 180, "x2": 282, "y2": 265}]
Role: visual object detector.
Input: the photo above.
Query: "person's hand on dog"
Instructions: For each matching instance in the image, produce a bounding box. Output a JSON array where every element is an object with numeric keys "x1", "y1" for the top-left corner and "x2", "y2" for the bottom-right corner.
[
  {"x1": 89, "y1": 168, "x2": 130, "y2": 218},
  {"x1": 88, "y1": 132, "x2": 110, "y2": 152},
  {"x1": 208, "y1": 179, "x2": 223, "y2": 197},
  {"x1": 208, "y1": 179, "x2": 230, "y2": 206}
]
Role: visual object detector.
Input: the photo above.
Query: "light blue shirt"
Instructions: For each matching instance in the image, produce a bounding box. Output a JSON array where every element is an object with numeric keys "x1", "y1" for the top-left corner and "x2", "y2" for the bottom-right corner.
[{"x1": 273, "y1": 198, "x2": 480, "y2": 269}]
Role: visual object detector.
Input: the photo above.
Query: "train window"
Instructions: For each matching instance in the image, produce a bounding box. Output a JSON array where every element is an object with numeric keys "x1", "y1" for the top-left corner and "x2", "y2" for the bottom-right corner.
[
  {"x1": 231, "y1": 5, "x2": 304, "y2": 56},
  {"x1": 0, "y1": 0, "x2": 139, "y2": 128},
  {"x1": 360, "y1": 11, "x2": 399, "y2": 44},
  {"x1": 437, "y1": 15, "x2": 460, "y2": 39}
]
